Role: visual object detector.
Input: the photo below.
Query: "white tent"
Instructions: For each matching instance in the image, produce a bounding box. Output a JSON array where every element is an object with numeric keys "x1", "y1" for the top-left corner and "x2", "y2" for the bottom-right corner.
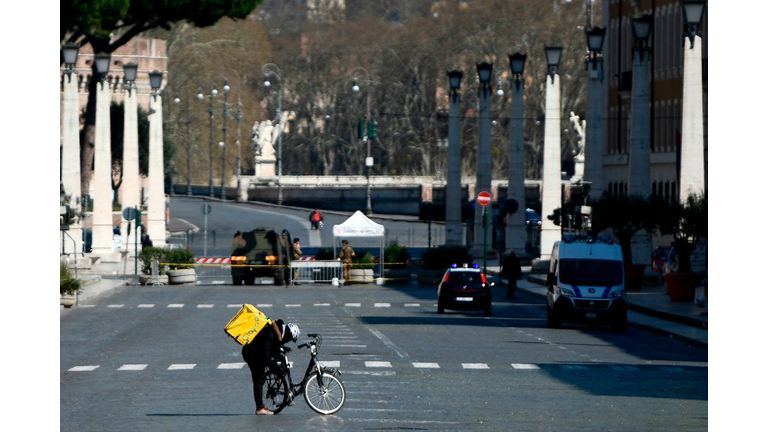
[{"x1": 333, "y1": 210, "x2": 385, "y2": 278}]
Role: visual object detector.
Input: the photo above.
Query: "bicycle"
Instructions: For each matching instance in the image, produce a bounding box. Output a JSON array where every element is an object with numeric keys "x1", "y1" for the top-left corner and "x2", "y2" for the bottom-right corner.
[{"x1": 263, "y1": 333, "x2": 346, "y2": 415}]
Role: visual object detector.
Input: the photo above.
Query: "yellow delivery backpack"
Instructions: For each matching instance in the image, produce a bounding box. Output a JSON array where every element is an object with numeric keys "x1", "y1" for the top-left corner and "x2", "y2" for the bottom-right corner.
[{"x1": 224, "y1": 303, "x2": 272, "y2": 345}]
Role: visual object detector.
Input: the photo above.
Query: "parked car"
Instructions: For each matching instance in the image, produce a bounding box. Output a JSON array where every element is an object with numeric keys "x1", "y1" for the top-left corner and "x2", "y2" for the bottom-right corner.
[
  {"x1": 437, "y1": 264, "x2": 494, "y2": 316},
  {"x1": 525, "y1": 208, "x2": 542, "y2": 230}
]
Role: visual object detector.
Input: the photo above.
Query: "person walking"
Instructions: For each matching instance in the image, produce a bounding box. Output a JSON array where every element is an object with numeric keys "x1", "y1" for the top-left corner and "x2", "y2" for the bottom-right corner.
[
  {"x1": 292, "y1": 237, "x2": 302, "y2": 284},
  {"x1": 338, "y1": 239, "x2": 355, "y2": 285},
  {"x1": 242, "y1": 318, "x2": 300, "y2": 415},
  {"x1": 309, "y1": 209, "x2": 323, "y2": 230},
  {"x1": 501, "y1": 251, "x2": 522, "y2": 299}
]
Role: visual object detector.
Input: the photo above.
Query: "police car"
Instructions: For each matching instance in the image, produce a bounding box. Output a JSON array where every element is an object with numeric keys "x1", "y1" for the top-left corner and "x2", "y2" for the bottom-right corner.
[{"x1": 437, "y1": 264, "x2": 494, "y2": 316}]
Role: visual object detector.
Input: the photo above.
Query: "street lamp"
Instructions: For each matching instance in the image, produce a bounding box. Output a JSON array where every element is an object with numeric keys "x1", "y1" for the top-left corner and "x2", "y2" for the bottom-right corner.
[
  {"x1": 445, "y1": 69, "x2": 463, "y2": 246},
  {"x1": 681, "y1": 0, "x2": 706, "y2": 48},
  {"x1": 540, "y1": 45, "x2": 563, "y2": 261},
  {"x1": 61, "y1": 43, "x2": 82, "y2": 256},
  {"x1": 506, "y1": 52, "x2": 527, "y2": 257},
  {"x1": 631, "y1": 14, "x2": 653, "y2": 61},
  {"x1": 197, "y1": 84, "x2": 219, "y2": 197},
  {"x1": 147, "y1": 70, "x2": 166, "y2": 247},
  {"x1": 235, "y1": 98, "x2": 243, "y2": 201},
  {"x1": 584, "y1": 27, "x2": 607, "y2": 198},
  {"x1": 544, "y1": 46, "x2": 563, "y2": 83},
  {"x1": 474, "y1": 62, "x2": 493, "y2": 260},
  {"x1": 94, "y1": 53, "x2": 111, "y2": 85},
  {"x1": 585, "y1": 26, "x2": 606, "y2": 75},
  {"x1": 220, "y1": 79, "x2": 230, "y2": 199},
  {"x1": 350, "y1": 66, "x2": 373, "y2": 215},
  {"x1": 262, "y1": 63, "x2": 284, "y2": 205},
  {"x1": 62, "y1": 43, "x2": 79, "y2": 82}
]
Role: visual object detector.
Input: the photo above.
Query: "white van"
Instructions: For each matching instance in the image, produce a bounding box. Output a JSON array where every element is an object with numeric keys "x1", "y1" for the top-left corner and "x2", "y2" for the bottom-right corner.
[{"x1": 546, "y1": 237, "x2": 627, "y2": 330}]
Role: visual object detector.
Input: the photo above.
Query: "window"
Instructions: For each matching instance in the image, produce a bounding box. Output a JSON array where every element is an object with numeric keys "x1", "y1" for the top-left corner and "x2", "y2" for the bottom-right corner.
[{"x1": 559, "y1": 259, "x2": 624, "y2": 286}]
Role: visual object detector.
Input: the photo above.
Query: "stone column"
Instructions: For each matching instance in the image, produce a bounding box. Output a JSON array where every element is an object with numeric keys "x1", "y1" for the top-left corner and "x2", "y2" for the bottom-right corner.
[
  {"x1": 147, "y1": 93, "x2": 166, "y2": 247},
  {"x1": 628, "y1": 44, "x2": 652, "y2": 267},
  {"x1": 505, "y1": 82, "x2": 526, "y2": 256},
  {"x1": 473, "y1": 75, "x2": 492, "y2": 255},
  {"x1": 91, "y1": 78, "x2": 115, "y2": 255},
  {"x1": 445, "y1": 80, "x2": 463, "y2": 246},
  {"x1": 540, "y1": 74, "x2": 561, "y2": 261},
  {"x1": 680, "y1": 35, "x2": 705, "y2": 202},
  {"x1": 121, "y1": 85, "x2": 141, "y2": 252},
  {"x1": 61, "y1": 72, "x2": 82, "y2": 255}
]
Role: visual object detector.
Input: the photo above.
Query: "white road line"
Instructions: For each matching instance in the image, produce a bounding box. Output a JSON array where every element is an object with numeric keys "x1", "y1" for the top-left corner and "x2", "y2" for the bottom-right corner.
[
  {"x1": 462, "y1": 363, "x2": 490, "y2": 369},
  {"x1": 217, "y1": 362, "x2": 246, "y2": 370},
  {"x1": 314, "y1": 303, "x2": 331, "y2": 307},
  {"x1": 79, "y1": 305, "x2": 96, "y2": 308},
  {"x1": 319, "y1": 361, "x2": 340, "y2": 368},
  {"x1": 345, "y1": 303, "x2": 361, "y2": 307},
  {"x1": 327, "y1": 344, "x2": 367, "y2": 348},
  {"x1": 365, "y1": 361, "x2": 392, "y2": 368},
  {"x1": 511, "y1": 363, "x2": 540, "y2": 370},
  {"x1": 412, "y1": 362, "x2": 440, "y2": 369},
  {"x1": 168, "y1": 304, "x2": 184, "y2": 308},
  {"x1": 197, "y1": 304, "x2": 214, "y2": 308},
  {"x1": 107, "y1": 304, "x2": 124, "y2": 308},
  {"x1": 374, "y1": 303, "x2": 391, "y2": 308},
  {"x1": 118, "y1": 364, "x2": 147, "y2": 371},
  {"x1": 137, "y1": 304, "x2": 155, "y2": 308},
  {"x1": 227, "y1": 304, "x2": 241, "y2": 308},
  {"x1": 344, "y1": 370, "x2": 397, "y2": 376},
  {"x1": 256, "y1": 304, "x2": 273, "y2": 308},
  {"x1": 211, "y1": 281, "x2": 225, "y2": 285},
  {"x1": 285, "y1": 304, "x2": 301, "y2": 308},
  {"x1": 68, "y1": 365, "x2": 99, "y2": 372},
  {"x1": 404, "y1": 303, "x2": 421, "y2": 307},
  {"x1": 367, "y1": 327, "x2": 409, "y2": 359},
  {"x1": 168, "y1": 364, "x2": 196, "y2": 370}
]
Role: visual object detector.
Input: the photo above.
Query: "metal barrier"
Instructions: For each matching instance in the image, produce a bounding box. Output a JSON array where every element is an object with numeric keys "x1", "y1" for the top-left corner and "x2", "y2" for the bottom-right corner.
[{"x1": 290, "y1": 260, "x2": 342, "y2": 284}]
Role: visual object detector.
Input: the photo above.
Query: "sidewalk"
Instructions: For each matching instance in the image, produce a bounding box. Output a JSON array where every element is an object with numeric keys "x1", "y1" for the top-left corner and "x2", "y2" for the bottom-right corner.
[{"x1": 486, "y1": 266, "x2": 707, "y2": 348}]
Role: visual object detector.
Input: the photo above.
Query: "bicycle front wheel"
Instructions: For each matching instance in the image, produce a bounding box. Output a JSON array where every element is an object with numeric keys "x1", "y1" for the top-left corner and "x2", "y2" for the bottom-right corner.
[
  {"x1": 303, "y1": 371, "x2": 346, "y2": 415},
  {"x1": 264, "y1": 368, "x2": 289, "y2": 414}
]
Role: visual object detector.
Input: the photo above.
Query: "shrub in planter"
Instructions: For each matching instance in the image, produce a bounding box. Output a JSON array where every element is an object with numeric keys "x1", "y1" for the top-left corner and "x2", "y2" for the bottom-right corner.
[
  {"x1": 384, "y1": 242, "x2": 410, "y2": 270},
  {"x1": 420, "y1": 245, "x2": 472, "y2": 271},
  {"x1": 139, "y1": 246, "x2": 167, "y2": 275},
  {"x1": 164, "y1": 248, "x2": 195, "y2": 270},
  {"x1": 352, "y1": 252, "x2": 375, "y2": 269},
  {"x1": 60, "y1": 263, "x2": 81, "y2": 296}
]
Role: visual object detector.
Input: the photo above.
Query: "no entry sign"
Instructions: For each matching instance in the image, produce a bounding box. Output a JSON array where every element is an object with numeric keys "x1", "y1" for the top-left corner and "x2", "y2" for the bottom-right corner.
[{"x1": 477, "y1": 191, "x2": 492, "y2": 206}]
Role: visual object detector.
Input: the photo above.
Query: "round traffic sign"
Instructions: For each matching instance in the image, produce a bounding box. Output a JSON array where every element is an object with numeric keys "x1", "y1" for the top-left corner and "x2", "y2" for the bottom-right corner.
[
  {"x1": 123, "y1": 207, "x2": 137, "y2": 221},
  {"x1": 477, "y1": 191, "x2": 492, "y2": 206},
  {"x1": 202, "y1": 203, "x2": 213, "y2": 215}
]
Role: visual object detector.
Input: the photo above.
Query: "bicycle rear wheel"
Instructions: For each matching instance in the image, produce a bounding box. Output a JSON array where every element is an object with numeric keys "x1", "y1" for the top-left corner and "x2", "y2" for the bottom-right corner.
[
  {"x1": 303, "y1": 371, "x2": 346, "y2": 415},
  {"x1": 264, "y1": 368, "x2": 289, "y2": 414}
]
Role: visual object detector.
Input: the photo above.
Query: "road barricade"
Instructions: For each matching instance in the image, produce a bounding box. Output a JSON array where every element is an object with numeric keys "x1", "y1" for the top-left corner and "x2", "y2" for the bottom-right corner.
[{"x1": 290, "y1": 260, "x2": 342, "y2": 284}]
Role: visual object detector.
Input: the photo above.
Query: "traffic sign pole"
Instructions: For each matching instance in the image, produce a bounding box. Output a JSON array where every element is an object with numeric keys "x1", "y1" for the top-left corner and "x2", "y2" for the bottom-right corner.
[{"x1": 476, "y1": 191, "x2": 492, "y2": 274}]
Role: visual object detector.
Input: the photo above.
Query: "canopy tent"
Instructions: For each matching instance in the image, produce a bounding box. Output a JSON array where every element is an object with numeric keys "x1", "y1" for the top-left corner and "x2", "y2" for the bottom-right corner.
[{"x1": 333, "y1": 210, "x2": 386, "y2": 278}]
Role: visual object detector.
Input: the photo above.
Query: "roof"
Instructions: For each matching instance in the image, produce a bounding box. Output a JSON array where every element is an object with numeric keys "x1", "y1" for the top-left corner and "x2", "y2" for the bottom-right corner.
[{"x1": 332, "y1": 210, "x2": 385, "y2": 237}]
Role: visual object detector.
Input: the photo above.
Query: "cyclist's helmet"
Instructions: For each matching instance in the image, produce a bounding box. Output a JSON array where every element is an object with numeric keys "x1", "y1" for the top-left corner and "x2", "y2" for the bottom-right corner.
[{"x1": 287, "y1": 323, "x2": 300, "y2": 342}]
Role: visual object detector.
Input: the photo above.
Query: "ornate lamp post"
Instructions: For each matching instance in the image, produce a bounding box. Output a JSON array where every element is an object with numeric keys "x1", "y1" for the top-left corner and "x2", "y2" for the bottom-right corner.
[
  {"x1": 91, "y1": 53, "x2": 115, "y2": 254},
  {"x1": 197, "y1": 84, "x2": 219, "y2": 198},
  {"x1": 679, "y1": 0, "x2": 707, "y2": 202},
  {"x1": 628, "y1": 14, "x2": 653, "y2": 198},
  {"x1": 584, "y1": 26, "x2": 606, "y2": 199},
  {"x1": 120, "y1": 62, "x2": 141, "y2": 249},
  {"x1": 473, "y1": 62, "x2": 493, "y2": 257},
  {"x1": 506, "y1": 53, "x2": 527, "y2": 257},
  {"x1": 61, "y1": 43, "x2": 82, "y2": 255},
  {"x1": 540, "y1": 46, "x2": 563, "y2": 261},
  {"x1": 350, "y1": 66, "x2": 373, "y2": 215},
  {"x1": 263, "y1": 64, "x2": 284, "y2": 205},
  {"x1": 147, "y1": 70, "x2": 166, "y2": 247},
  {"x1": 445, "y1": 70, "x2": 463, "y2": 246}
]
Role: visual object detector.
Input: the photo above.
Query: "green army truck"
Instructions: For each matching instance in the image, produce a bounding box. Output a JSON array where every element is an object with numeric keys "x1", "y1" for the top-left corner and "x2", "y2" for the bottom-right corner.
[{"x1": 230, "y1": 228, "x2": 292, "y2": 285}]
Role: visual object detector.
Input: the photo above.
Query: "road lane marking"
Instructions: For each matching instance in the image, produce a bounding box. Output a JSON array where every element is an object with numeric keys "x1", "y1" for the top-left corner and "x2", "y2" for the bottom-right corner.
[
  {"x1": 256, "y1": 304, "x2": 273, "y2": 308},
  {"x1": 211, "y1": 281, "x2": 225, "y2": 285},
  {"x1": 168, "y1": 364, "x2": 196, "y2": 370},
  {"x1": 345, "y1": 303, "x2": 361, "y2": 307},
  {"x1": 285, "y1": 304, "x2": 301, "y2": 308},
  {"x1": 227, "y1": 304, "x2": 241, "y2": 308},
  {"x1": 69, "y1": 365, "x2": 99, "y2": 372},
  {"x1": 365, "y1": 361, "x2": 392, "y2": 368},
  {"x1": 217, "y1": 362, "x2": 246, "y2": 370},
  {"x1": 319, "y1": 361, "x2": 340, "y2": 368},
  {"x1": 462, "y1": 363, "x2": 489, "y2": 369},
  {"x1": 344, "y1": 370, "x2": 397, "y2": 376},
  {"x1": 367, "y1": 327, "x2": 409, "y2": 359},
  {"x1": 412, "y1": 362, "x2": 440, "y2": 369},
  {"x1": 197, "y1": 304, "x2": 214, "y2": 308},
  {"x1": 404, "y1": 303, "x2": 421, "y2": 307},
  {"x1": 512, "y1": 363, "x2": 540, "y2": 370},
  {"x1": 374, "y1": 303, "x2": 391, "y2": 308},
  {"x1": 118, "y1": 364, "x2": 147, "y2": 371},
  {"x1": 168, "y1": 304, "x2": 184, "y2": 308},
  {"x1": 107, "y1": 304, "x2": 124, "y2": 308},
  {"x1": 137, "y1": 304, "x2": 155, "y2": 308},
  {"x1": 79, "y1": 305, "x2": 96, "y2": 308},
  {"x1": 314, "y1": 303, "x2": 331, "y2": 307}
]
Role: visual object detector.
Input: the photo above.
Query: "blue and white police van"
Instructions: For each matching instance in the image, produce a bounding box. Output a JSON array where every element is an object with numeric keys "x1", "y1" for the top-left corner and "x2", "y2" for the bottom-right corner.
[{"x1": 546, "y1": 236, "x2": 627, "y2": 330}]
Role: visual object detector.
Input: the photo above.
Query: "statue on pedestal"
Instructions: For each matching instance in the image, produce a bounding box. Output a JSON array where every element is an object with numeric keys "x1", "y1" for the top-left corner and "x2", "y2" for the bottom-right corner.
[{"x1": 569, "y1": 111, "x2": 586, "y2": 180}]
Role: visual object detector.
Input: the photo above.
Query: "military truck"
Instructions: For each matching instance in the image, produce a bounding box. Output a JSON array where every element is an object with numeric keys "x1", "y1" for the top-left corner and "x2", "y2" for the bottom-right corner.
[{"x1": 230, "y1": 228, "x2": 292, "y2": 285}]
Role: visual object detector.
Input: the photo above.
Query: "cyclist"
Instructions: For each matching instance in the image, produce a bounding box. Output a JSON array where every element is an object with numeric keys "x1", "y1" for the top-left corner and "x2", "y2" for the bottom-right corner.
[{"x1": 242, "y1": 318, "x2": 300, "y2": 415}]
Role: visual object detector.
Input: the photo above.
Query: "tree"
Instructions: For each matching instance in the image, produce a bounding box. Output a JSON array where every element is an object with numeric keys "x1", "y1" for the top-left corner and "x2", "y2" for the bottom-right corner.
[
  {"x1": 657, "y1": 193, "x2": 708, "y2": 274},
  {"x1": 588, "y1": 193, "x2": 661, "y2": 265},
  {"x1": 61, "y1": 0, "x2": 262, "y2": 196}
]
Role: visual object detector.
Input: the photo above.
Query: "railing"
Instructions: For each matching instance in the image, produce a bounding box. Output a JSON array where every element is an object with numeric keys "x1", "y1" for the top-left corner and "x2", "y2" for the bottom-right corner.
[{"x1": 290, "y1": 260, "x2": 342, "y2": 284}]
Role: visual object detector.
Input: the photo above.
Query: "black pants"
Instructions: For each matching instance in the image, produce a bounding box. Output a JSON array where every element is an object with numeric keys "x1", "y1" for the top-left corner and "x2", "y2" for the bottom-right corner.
[
  {"x1": 242, "y1": 342, "x2": 281, "y2": 410},
  {"x1": 507, "y1": 279, "x2": 517, "y2": 298}
]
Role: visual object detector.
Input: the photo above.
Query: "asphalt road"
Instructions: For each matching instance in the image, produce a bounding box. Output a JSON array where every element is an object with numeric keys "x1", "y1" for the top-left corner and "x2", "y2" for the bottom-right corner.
[{"x1": 60, "y1": 281, "x2": 707, "y2": 431}]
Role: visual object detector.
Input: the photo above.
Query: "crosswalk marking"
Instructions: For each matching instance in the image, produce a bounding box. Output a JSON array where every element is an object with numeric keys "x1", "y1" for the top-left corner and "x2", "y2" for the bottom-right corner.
[
  {"x1": 168, "y1": 364, "x2": 196, "y2": 370},
  {"x1": 365, "y1": 361, "x2": 392, "y2": 368},
  {"x1": 217, "y1": 363, "x2": 246, "y2": 370},
  {"x1": 118, "y1": 364, "x2": 147, "y2": 371},
  {"x1": 462, "y1": 363, "x2": 489, "y2": 369},
  {"x1": 69, "y1": 365, "x2": 99, "y2": 372},
  {"x1": 511, "y1": 363, "x2": 540, "y2": 370},
  {"x1": 319, "y1": 361, "x2": 340, "y2": 368},
  {"x1": 412, "y1": 362, "x2": 440, "y2": 369}
]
